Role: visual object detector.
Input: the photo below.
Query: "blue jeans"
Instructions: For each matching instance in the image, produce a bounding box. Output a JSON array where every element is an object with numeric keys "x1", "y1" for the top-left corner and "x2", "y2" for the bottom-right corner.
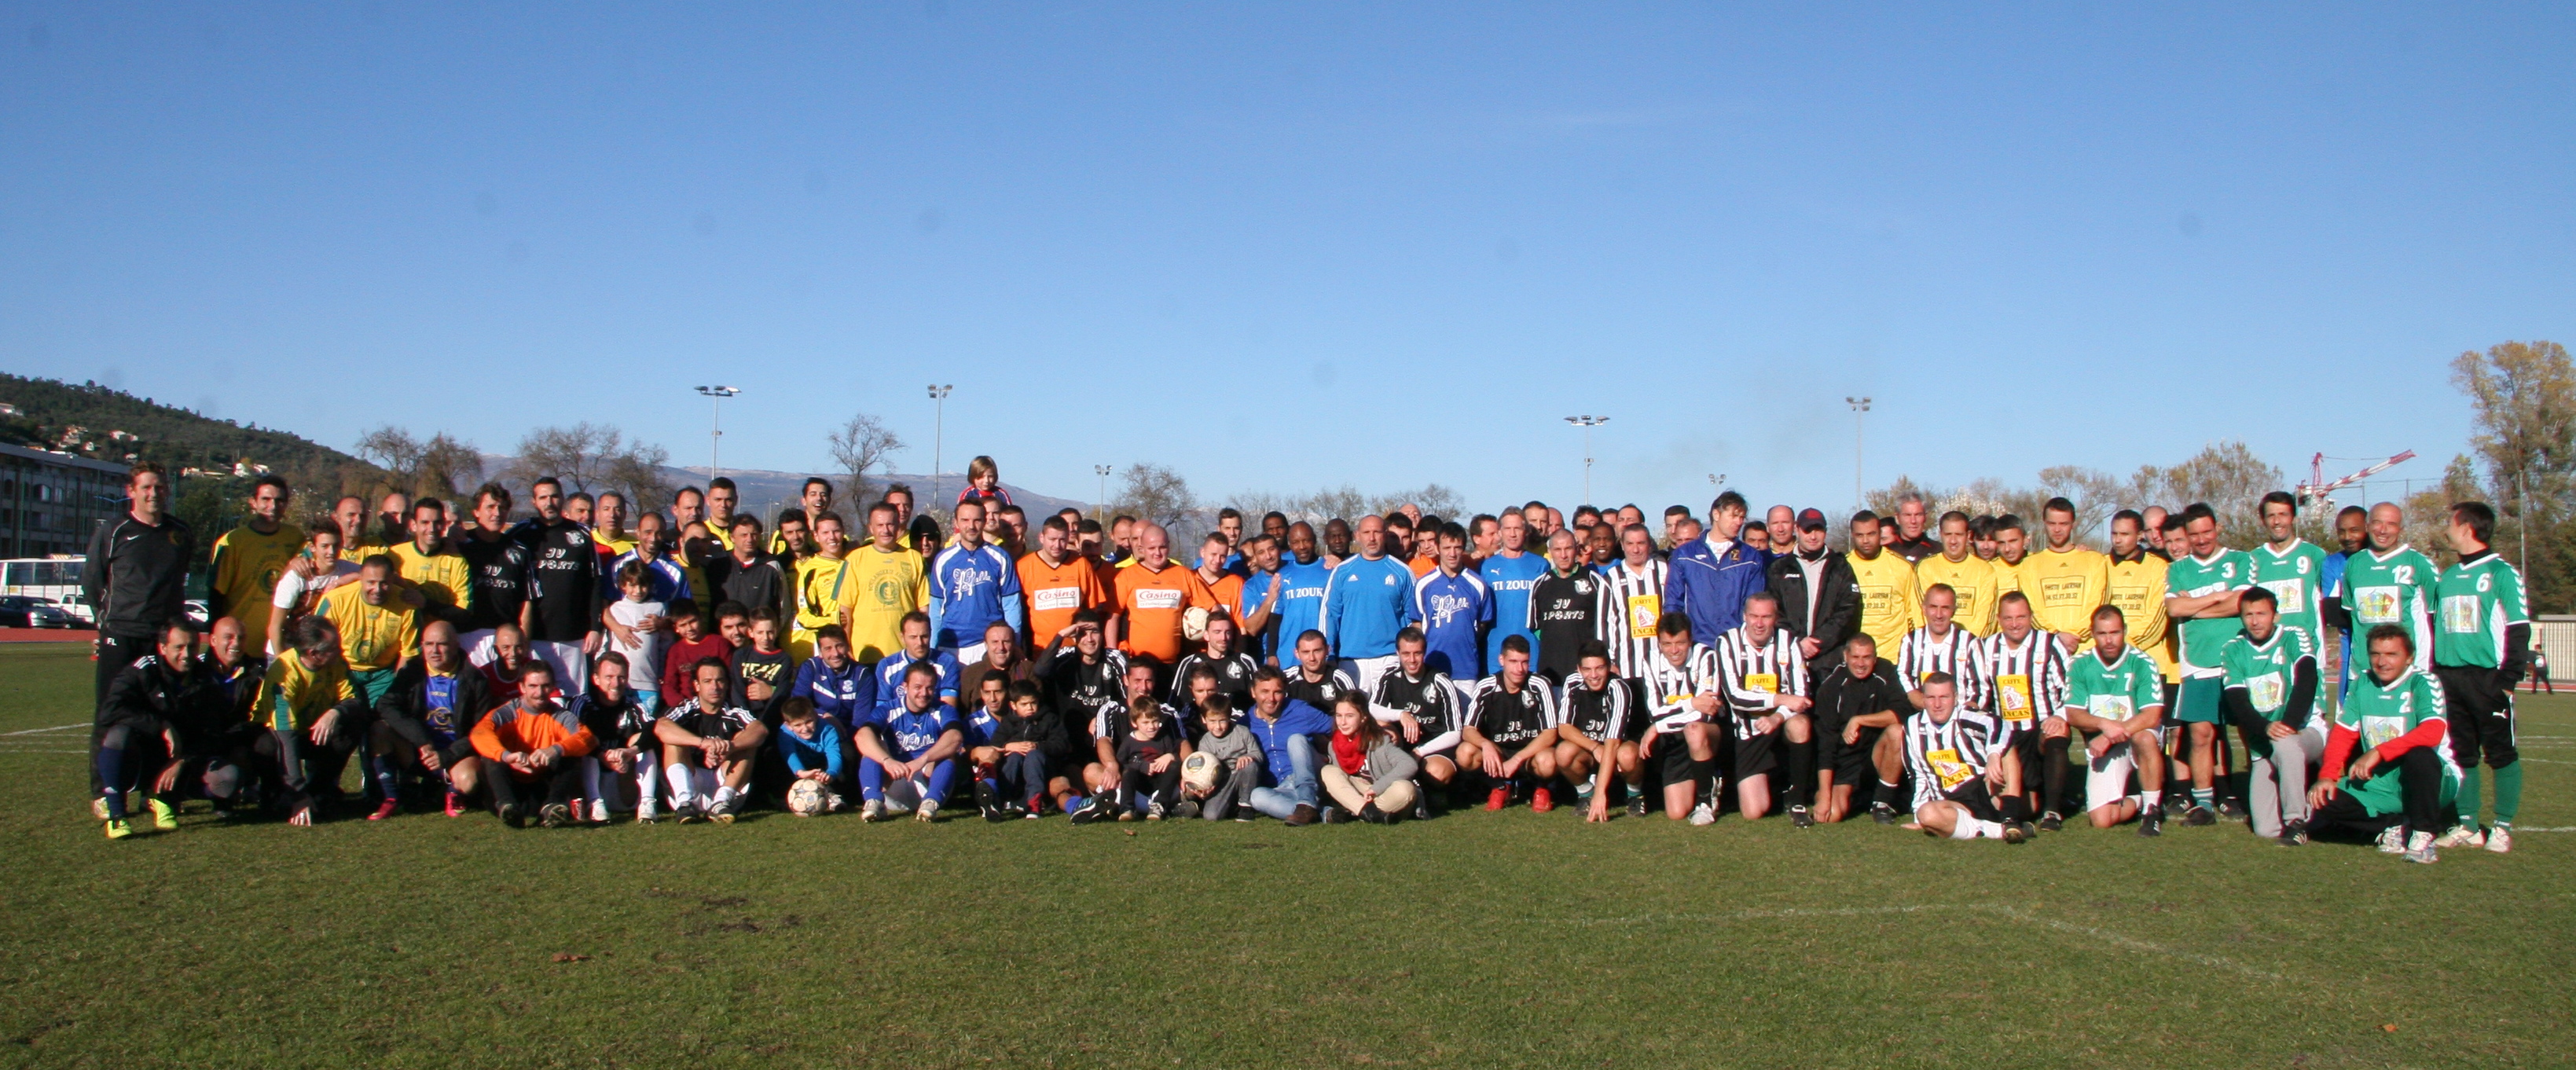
[
  {"x1": 997, "y1": 750, "x2": 1049, "y2": 804},
  {"x1": 1249, "y1": 733, "x2": 1321, "y2": 820}
]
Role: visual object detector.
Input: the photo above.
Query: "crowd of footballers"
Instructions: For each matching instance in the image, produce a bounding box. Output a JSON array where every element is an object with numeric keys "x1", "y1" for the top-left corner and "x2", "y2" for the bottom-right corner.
[{"x1": 78, "y1": 453, "x2": 2538, "y2": 863}]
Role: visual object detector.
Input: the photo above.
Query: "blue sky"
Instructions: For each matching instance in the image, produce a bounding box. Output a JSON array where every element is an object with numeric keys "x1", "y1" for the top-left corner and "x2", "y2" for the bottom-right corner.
[{"x1": 3, "y1": 3, "x2": 2568, "y2": 514}]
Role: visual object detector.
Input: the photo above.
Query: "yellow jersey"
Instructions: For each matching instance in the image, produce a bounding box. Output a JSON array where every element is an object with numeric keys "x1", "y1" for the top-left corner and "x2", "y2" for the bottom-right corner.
[
  {"x1": 391, "y1": 541, "x2": 475, "y2": 616},
  {"x1": 258, "y1": 654, "x2": 354, "y2": 733},
  {"x1": 207, "y1": 522, "x2": 305, "y2": 643},
  {"x1": 1914, "y1": 553, "x2": 2001, "y2": 636},
  {"x1": 838, "y1": 543, "x2": 930, "y2": 664},
  {"x1": 1847, "y1": 549, "x2": 1921, "y2": 654},
  {"x1": 794, "y1": 555, "x2": 852, "y2": 635},
  {"x1": 314, "y1": 587, "x2": 420, "y2": 673},
  {"x1": 702, "y1": 520, "x2": 736, "y2": 553},
  {"x1": 2105, "y1": 553, "x2": 2178, "y2": 681},
  {"x1": 2021, "y1": 545, "x2": 2111, "y2": 643}
]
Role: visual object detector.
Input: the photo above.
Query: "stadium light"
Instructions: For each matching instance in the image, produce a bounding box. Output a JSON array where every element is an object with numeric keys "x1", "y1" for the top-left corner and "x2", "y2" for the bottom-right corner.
[
  {"x1": 1565, "y1": 416, "x2": 1609, "y2": 506},
  {"x1": 1095, "y1": 465, "x2": 1113, "y2": 514},
  {"x1": 927, "y1": 384, "x2": 954, "y2": 508},
  {"x1": 694, "y1": 386, "x2": 739, "y2": 483},
  {"x1": 1845, "y1": 397, "x2": 1873, "y2": 509}
]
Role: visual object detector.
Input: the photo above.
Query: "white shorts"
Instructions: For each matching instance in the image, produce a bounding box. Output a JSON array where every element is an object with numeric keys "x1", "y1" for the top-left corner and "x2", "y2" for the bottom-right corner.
[
  {"x1": 2084, "y1": 727, "x2": 2164, "y2": 811},
  {"x1": 955, "y1": 642, "x2": 987, "y2": 668},
  {"x1": 1349, "y1": 655, "x2": 1400, "y2": 709},
  {"x1": 530, "y1": 640, "x2": 588, "y2": 694}
]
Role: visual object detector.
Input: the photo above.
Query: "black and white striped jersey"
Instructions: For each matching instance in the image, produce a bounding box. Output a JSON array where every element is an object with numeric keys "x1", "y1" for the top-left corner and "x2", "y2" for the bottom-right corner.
[
  {"x1": 1712, "y1": 625, "x2": 1810, "y2": 738},
  {"x1": 1638, "y1": 643, "x2": 1721, "y2": 736},
  {"x1": 1372, "y1": 669, "x2": 1462, "y2": 753},
  {"x1": 1894, "y1": 624, "x2": 1979, "y2": 695},
  {"x1": 1469, "y1": 674, "x2": 1560, "y2": 750},
  {"x1": 1969, "y1": 628, "x2": 2068, "y2": 727},
  {"x1": 1527, "y1": 568, "x2": 1612, "y2": 681},
  {"x1": 1282, "y1": 662, "x2": 1360, "y2": 713},
  {"x1": 1601, "y1": 558, "x2": 1671, "y2": 679},
  {"x1": 1900, "y1": 709, "x2": 2005, "y2": 808},
  {"x1": 1558, "y1": 674, "x2": 1635, "y2": 742}
]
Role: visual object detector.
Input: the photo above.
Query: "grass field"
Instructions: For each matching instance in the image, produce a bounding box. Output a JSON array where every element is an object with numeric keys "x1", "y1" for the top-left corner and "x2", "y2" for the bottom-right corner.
[{"x1": 4, "y1": 642, "x2": 2570, "y2": 1069}]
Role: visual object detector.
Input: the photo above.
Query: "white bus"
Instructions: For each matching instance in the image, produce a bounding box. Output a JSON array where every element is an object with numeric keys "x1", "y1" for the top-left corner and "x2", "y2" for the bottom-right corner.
[{"x1": 0, "y1": 557, "x2": 92, "y2": 624}]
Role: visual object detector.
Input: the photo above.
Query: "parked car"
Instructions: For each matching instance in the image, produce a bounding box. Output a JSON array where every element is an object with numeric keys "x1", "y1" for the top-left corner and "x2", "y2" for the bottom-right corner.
[{"x1": 0, "y1": 595, "x2": 73, "y2": 628}]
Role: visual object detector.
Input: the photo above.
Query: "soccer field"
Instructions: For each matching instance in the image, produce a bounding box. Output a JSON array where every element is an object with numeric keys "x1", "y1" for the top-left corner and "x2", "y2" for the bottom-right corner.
[{"x1": 3, "y1": 643, "x2": 2569, "y2": 1069}]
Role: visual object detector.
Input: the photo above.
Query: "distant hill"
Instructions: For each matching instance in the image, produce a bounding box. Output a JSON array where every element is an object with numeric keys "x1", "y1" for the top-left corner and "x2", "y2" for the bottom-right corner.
[{"x1": 0, "y1": 373, "x2": 376, "y2": 482}]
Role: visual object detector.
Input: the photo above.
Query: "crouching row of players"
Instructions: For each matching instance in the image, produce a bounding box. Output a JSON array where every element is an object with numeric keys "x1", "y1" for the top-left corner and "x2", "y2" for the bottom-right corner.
[{"x1": 91, "y1": 596, "x2": 2459, "y2": 856}]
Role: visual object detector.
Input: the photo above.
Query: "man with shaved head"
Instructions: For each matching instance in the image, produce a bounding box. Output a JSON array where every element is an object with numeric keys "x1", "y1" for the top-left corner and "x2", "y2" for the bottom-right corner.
[
  {"x1": 2325, "y1": 502, "x2": 2436, "y2": 690},
  {"x1": 1321, "y1": 515, "x2": 1419, "y2": 699},
  {"x1": 1111, "y1": 522, "x2": 1216, "y2": 695}
]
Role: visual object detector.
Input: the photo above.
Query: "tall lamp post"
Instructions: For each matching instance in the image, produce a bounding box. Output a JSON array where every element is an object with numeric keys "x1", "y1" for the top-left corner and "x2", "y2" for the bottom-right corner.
[
  {"x1": 1095, "y1": 465, "x2": 1114, "y2": 515},
  {"x1": 694, "y1": 386, "x2": 739, "y2": 483},
  {"x1": 1565, "y1": 415, "x2": 1609, "y2": 506},
  {"x1": 927, "y1": 383, "x2": 953, "y2": 508},
  {"x1": 1844, "y1": 396, "x2": 1873, "y2": 509}
]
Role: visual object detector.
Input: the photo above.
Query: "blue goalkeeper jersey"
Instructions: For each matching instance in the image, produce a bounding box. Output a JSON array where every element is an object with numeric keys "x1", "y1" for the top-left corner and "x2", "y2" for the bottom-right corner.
[
  {"x1": 1269, "y1": 555, "x2": 1335, "y2": 659},
  {"x1": 1322, "y1": 555, "x2": 1416, "y2": 659}
]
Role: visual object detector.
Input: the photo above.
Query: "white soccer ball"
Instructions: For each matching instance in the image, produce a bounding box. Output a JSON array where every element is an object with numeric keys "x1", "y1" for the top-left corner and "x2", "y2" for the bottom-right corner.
[
  {"x1": 786, "y1": 779, "x2": 829, "y2": 817},
  {"x1": 1182, "y1": 606, "x2": 1212, "y2": 640},
  {"x1": 1180, "y1": 750, "x2": 1220, "y2": 793}
]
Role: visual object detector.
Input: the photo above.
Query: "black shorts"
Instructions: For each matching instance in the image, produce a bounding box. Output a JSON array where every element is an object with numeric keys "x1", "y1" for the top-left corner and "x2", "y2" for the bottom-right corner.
[
  {"x1": 1825, "y1": 723, "x2": 1886, "y2": 786},
  {"x1": 1937, "y1": 778, "x2": 2002, "y2": 822},
  {"x1": 2435, "y1": 665, "x2": 2518, "y2": 768},
  {"x1": 1649, "y1": 732, "x2": 1700, "y2": 784},
  {"x1": 1733, "y1": 727, "x2": 1780, "y2": 779}
]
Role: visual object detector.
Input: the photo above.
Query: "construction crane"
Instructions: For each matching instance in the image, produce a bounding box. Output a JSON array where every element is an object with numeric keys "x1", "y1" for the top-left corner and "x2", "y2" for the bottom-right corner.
[{"x1": 2298, "y1": 450, "x2": 2416, "y2": 511}]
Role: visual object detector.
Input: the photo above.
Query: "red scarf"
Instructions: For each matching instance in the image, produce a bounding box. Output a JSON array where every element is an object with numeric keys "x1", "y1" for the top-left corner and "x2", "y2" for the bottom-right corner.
[{"x1": 1330, "y1": 730, "x2": 1367, "y2": 775}]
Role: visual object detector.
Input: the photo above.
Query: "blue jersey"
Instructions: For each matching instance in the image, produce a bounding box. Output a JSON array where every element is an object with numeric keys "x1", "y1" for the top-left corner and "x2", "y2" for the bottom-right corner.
[
  {"x1": 929, "y1": 544, "x2": 1023, "y2": 649},
  {"x1": 791, "y1": 656, "x2": 872, "y2": 723},
  {"x1": 1477, "y1": 552, "x2": 1549, "y2": 670},
  {"x1": 609, "y1": 551, "x2": 692, "y2": 607},
  {"x1": 1411, "y1": 569, "x2": 1493, "y2": 680},
  {"x1": 876, "y1": 702, "x2": 960, "y2": 760},
  {"x1": 1269, "y1": 556, "x2": 1336, "y2": 659},
  {"x1": 960, "y1": 705, "x2": 1001, "y2": 748},
  {"x1": 869, "y1": 648, "x2": 963, "y2": 719},
  {"x1": 1322, "y1": 555, "x2": 1417, "y2": 659}
]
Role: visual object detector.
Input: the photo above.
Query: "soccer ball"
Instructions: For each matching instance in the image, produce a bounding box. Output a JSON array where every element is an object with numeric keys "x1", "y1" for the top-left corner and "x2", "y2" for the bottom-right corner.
[
  {"x1": 1180, "y1": 751, "x2": 1220, "y2": 793},
  {"x1": 786, "y1": 779, "x2": 829, "y2": 817},
  {"x1": 1182, "y1": 606, "x2": 1212, "y2": 640}
]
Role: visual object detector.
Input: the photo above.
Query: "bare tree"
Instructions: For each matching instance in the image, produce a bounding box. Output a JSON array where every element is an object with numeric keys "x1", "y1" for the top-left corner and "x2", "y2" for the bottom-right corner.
[
  {"x1": 356, "y1": 427, "x2": 486, "y2": 500},
  {"x1": 1370, "y1": 483, "x2": 1467, "y2": 521},
  {"x1": 2129, "y1": 441, "x2": 2281, "y2": 548},
  {"x1": 502, "y1": 423, "x2": 671, "y2": 508},
  {"x1": 826, "y1": 412, "x2": 905, "y2": 509},
  {"x1": 1113, "y1": 462, "x2": 1198, "y2": 530}
]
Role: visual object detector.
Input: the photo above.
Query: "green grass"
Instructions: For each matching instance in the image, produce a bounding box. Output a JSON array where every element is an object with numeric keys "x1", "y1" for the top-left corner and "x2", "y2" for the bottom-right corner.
[{"x1": 2, "y1": 642, "x2": 2570, "y2": 1069}]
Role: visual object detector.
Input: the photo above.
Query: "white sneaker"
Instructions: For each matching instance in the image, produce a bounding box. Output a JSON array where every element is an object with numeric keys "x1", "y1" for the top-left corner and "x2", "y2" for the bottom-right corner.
[
  {"x1": 637, "y1": 802, "x2": 659, "y2": 823},
  {"x1": 824, "y1": 790, "x2": 846, "y2": 813},
  {"x1": 2403, "y1": 830, "x2": 2439, "y2": 864},
  {"x1": 1688, "y1": 802, "x2": 1717, "y2": 826},
  {"x1": 590, "y1": 800, "x2": 613, "y2": 824},
  {"x1": 915, "y1": 799, "x2": 939, "y2": 823},
  {"x1": 2486, "y1": 826, "x2": 2513, "y2": 854},
  {"x1": 2376, "y1": 826, "x2": 2409, "y2": 854},
  {"x1": 2434, "y1": 824, "x2": 2481, "y2": 849},
  {"x1": 860, "y1": 799, "x2": 885, "y2": 822}
]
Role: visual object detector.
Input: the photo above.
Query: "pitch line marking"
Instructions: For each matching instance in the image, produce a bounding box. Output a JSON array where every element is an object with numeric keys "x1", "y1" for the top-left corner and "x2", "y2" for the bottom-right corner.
[
  {"x1": 1572, "y1": 902, "x2": 2286, "y2": 981},
  {"x1": 2, "y1": 724, "x2": 86, "y2": 735}
]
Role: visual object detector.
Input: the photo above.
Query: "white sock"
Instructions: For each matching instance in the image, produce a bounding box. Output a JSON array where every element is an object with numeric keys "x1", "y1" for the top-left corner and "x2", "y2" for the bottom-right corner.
[
  {"x1": 634, "y1": 757, "x2": 659, "y2": 814},
  {"x1": 2140, "y1": 789, "x2": 2161, "y2": 812},
  {"x1": 666, "y1": 762, "x2": 695, "y2": 808},
  {"x1": 713, "y1": 785, "x2": 737, "y2": 807}
]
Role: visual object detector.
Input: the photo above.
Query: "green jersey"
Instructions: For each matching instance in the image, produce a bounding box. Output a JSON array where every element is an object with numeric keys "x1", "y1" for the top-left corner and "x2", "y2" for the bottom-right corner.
[
  {"x1": 2333, "y1": 544, "x2": 2435, "y2": 682},
  {"x1": 2432, "y1": 551, "x2": 2527, "y2": 669},
  {"x1": 2064, "y1": 646, "x2": 2164, "y2": 724},
  {"x1": 2219, "y1": 625, "x2": 2316, "y2": 724},
  {"x1": 2248, "y1": 540, "x2": 2328, "y2": 643},
  {"x1": 2165, "y1": 548, "x2": 2252, "y2": 675},
  {"x1": 2333, "y1": 666, "x2": 2458, "y2": 818}
]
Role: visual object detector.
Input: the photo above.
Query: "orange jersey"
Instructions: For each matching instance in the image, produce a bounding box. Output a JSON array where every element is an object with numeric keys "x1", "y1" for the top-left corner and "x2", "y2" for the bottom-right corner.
[
  {"x1": 1407, "y1": 554, "x2": 1438, "y2": 578},
  {"x1": 468, "y1": 698, "x2": 597, "y2": 779},
  {"x1": 1114, "y1": 561, "x2": 1216, "y2": 663},
  {"x1": 1018, "y1": 551, "x2": 1108, "y2": 642},
  {"x1": 1199, "y1": 571, "x2": 1246, "y2": 621}
]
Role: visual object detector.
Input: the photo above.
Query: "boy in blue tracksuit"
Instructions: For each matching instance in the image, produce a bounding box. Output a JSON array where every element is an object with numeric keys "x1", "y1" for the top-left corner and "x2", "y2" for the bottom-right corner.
[
  {"x1": 1665, "y1": 492, "x2": 1769, "y2": 645},
  {"x1": 790, "y1": 625, "x2": 872, "y2": 727}
]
